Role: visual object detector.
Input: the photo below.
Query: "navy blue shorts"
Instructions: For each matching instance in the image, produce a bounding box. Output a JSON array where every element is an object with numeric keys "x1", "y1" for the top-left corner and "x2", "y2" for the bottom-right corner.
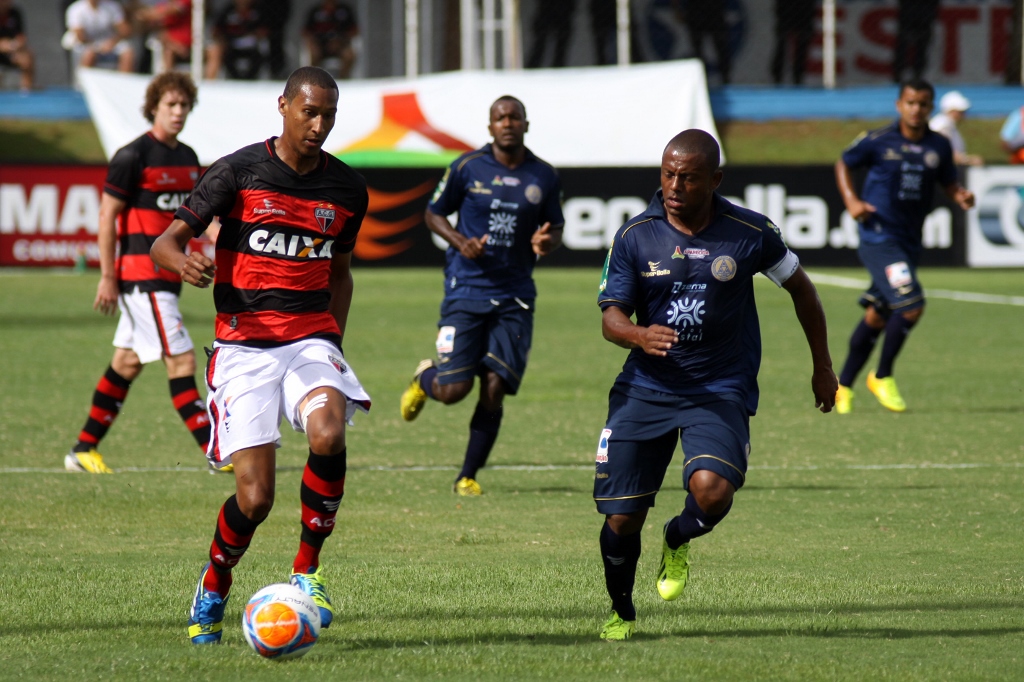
[
  {"x1": 857, "y1": 239, "x2": 924, "y2": 315},
  {"x1": 593, "y1": 385, "x2": 750, "y2": 515},
  {"x1": 434, "y1": 297, "x2": 534, "y2": 395}
]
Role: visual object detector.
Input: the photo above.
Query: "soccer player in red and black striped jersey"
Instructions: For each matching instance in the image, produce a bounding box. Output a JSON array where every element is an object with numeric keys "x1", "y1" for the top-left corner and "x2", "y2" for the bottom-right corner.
[
  {"x1": 66, "y1": 72, "x2": 211, "y2": 475},
  {"x1": 151, "y1": 66, "x2": 370, "y2": 645}
]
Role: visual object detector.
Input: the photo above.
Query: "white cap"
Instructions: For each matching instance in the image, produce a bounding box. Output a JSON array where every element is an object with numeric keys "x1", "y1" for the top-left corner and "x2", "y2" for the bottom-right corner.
[{"x1": 939, "y1": 91, "x2": 971, "y2": 113}]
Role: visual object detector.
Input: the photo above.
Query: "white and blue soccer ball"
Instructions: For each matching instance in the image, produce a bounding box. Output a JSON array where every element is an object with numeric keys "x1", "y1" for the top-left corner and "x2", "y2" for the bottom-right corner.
[{"x1": 241, "y1": 583, "x2": 321, "y2": 660}]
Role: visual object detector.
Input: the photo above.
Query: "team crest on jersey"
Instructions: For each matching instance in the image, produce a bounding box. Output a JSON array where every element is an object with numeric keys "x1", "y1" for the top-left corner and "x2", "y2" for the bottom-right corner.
[
  {"x1": 314, "y1": 205, "x2": 337, "y2": 233},
  {"x1": 524, "y1": 184, "x2": 542, "y2": 205},
  {"x1": 328, "y1": 354, "x2": 348, "y2": 374},
  {"x1": 711, "y1": 256, "x2": 737, "y2": 281},
  {"x1": 924, "y1": 150, "x2": 940, "y2": 168}
]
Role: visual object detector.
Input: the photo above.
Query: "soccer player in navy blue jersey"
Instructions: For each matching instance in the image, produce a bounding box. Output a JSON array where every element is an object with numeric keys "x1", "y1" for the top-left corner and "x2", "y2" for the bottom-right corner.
[
  {"x1": 594, "y1": 130, "x2": 837, "y2": 641},
  {"x1": 834, "y1": 80, "x2": 974, "y2": 414},
  {"x1": 399, "y1": 96, "x2": 565, "y2": 497}
]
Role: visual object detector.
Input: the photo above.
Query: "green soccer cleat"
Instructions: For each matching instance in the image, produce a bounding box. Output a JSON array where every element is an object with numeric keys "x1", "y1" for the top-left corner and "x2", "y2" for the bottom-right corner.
[
  {"x1": 64, "y1": 448, "x2": 113, "y2": 474},
  {"x1": 835, "y1": 385, "x2": 853, "y2": 415},
  {"x1": 290, "y1": 565, "x2": 334, "y2": 628},
  {"x1": 599, "y1": 611, "x2": 636, "y2": 641},
  {"x1": 656, "y1": 523, "x2": 690, "y2": 601},
  {"x1": 867, "y1": 370, "x2": 906, "y2": 412},
  {"x1": 454, "y1": 477, "x2": 482, "y2": 496},
  {"x1": 400, "y1": 359, "x2": 435, "y2": 422}
]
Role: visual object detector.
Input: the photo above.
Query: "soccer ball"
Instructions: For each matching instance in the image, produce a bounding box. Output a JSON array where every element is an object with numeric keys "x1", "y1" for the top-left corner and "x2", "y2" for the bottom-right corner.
[{"x1": 241, "y1": 583, "x2": 321, "y2": 660}]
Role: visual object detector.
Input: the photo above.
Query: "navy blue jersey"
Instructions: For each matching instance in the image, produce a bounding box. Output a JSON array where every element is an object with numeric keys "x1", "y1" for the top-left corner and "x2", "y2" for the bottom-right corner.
[
  {"x1": 428, "y1": 145, "x2": 564, "y2": 300},
  {"x1": 841, "y1": 121, "x2": 957, "y2": 246},
  {"x1": 598, "y1": 192, "x2": 793, "y2": 414}
]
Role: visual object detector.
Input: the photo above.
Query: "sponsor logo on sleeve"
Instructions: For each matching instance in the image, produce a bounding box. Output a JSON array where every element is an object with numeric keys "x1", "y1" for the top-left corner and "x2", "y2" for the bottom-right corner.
[{"x1": 596, "y1": 428, "x2": 612, "y2": 463}]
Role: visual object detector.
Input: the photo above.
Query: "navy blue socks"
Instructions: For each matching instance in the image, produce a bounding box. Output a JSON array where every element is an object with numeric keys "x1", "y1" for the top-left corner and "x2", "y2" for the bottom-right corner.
[
  {"x1": 418, "y1": 366, "x2": 438, "y2": 400},
  {"x1": 876, "y1": 313, "x2": 916, "y2": 378},
  {"x1": 457, "y1": 403, "x2": 502, "y2": 481},
  {"x1": 665, "y1": 494, "x2": 733, "y2": 549},
  {"x1": 839, "y1": 319, "x2": 883, "y2": 387},
  {"x1": 600, "y1": 521, "x2": 641, "y2": 621}
]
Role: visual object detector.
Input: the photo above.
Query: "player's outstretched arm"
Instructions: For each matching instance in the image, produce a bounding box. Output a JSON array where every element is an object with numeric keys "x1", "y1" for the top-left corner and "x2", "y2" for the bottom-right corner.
[
  {"x1": 835, "y1": 159, "x2": 876, "y2": 221},
  {"x1": 328, "y1": 251, "x2": 354, "y2": 346},
  {"x1": 601, "y1": 305, "x2": 678, "y2": 357},
  {"x1": 424, "y1": 209, "x2": 489, "y2": 259},
  {"x1": 781, "y1": 267, "x2": 837, "y2": 413},
  {"x1": 151, "y1": 219, "x2": 216, "y2": 288},
  {"x1": 94, "y1": 193, "x2": 126, "y2": 316}
]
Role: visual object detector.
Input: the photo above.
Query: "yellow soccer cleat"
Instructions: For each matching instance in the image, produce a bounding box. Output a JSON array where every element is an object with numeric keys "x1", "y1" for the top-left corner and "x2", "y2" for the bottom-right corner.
[
  {"x1": 866, "y1": 371, "x2": 906, "y2": 412},
  {"x1": 599, "y1": 611, "x2": 636, "y2": 641},
  {"x1": 835, "y1": 385, "x2": 854, "y2": 415},
  {"x1": 454, "y1": 477, "x2": 482, "y2": 496},
  {"x1": 656, "y1": 523, "x2": 690, "y2": 601},
  {"x1": 400, "y1": 359, "x2": 435, "y2": 422},
  {"x1": 207, "y1": 461, "x2": 234, "y2": 474},
  {"x1": 64, "y1": 448, "x2": 113, "y2": 474}
]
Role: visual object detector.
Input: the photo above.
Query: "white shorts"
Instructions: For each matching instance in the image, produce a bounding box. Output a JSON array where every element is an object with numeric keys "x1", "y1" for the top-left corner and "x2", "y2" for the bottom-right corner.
[
  {"x1": 112, "y1": 290, "x2": 194, "y2": 364},
  {"x1": 204, "y1": 338, "x2": 372, "y2": 467}
]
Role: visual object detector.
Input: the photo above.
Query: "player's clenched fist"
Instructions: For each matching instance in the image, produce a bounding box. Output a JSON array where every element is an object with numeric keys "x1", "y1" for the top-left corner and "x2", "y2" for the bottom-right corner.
[
  {"x1": 638, "y1": 324, "x2": 679, "y2": 357},
  {"x1": 180, "y1": 251, "x2": 216, "y2": 288}
]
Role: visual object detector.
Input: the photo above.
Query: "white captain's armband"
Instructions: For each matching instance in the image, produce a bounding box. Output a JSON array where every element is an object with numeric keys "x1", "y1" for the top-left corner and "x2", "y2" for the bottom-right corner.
[{"x1": 762, "y1": 249, "x2": 800, "y2": 287}]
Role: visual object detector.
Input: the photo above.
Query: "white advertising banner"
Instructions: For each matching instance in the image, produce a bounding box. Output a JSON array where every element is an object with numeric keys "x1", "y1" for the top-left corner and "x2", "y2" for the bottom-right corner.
[
  {"x1": 967, "y1": 166, "x2": 1024, "y2": 267},
  {"x1": 79, "y1": 61, "x2": 718, "y2": 169}
]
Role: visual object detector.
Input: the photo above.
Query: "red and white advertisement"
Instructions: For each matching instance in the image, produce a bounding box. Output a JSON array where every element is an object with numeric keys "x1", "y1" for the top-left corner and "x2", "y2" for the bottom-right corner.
[{"x1": 0, "y1": 165, "x2": 213, "y2": 268}]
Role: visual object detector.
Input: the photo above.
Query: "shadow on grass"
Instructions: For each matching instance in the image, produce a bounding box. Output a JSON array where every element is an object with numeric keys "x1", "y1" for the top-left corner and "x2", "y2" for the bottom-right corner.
[{"x1": 5, "y1": 599, "x2": 1021, "y2": 642}]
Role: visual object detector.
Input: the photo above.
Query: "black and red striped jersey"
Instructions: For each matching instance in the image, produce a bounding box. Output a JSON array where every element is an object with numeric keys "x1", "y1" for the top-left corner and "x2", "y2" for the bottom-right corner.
[
  {"x1": 174, "y1": 138, "x2": 367, "y2": 347},
  {"x1": 105, "y1": 132, "x2": 200, "y2": 294}
]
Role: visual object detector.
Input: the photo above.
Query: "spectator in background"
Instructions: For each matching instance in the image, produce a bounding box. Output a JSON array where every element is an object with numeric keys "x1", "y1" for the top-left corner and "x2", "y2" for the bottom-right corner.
[
  {"x1": 526, "y1": 0, "x2": 576, "y2": 69},
  {"x1": 674, "y1": 0, "x2": 732, "y2": 85},
  {"x1": 259, "y1": 0, "x2": 290, "y2": 78},
  {"x1": 136, "y1": 0, "x2": 192, "y2": 72},
  {"x1": 302, "y1": 0, "x2": 357, "y2": 79},
  {"x1": 771, "y1": 0, "x2": 815, "y2": 85},
  {"x1": 892, "y1": 0, "x2": 939, "y2": 83},
  {"x1": 0, "y1": 0, "x2": 33, "y2": 90},
  {"x1": 999, "y1": 104, "x2": 1024, "y2": 164},
  {"x1": 206, "y1": 0, "x2": 266, "y2": 80},
  {"x1": 65, "y1": 0, "x2": 135, "y2": 73},
  {"x1": 929, "y1": 91, "x2": 983, "y2": 167}
]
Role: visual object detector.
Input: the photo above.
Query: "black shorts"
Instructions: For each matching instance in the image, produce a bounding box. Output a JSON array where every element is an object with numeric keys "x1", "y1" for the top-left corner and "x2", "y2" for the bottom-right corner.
[
  {"x1": 434, "y1": 297, "x2": 534, "y2": 395},
  {"x1": 593, "y1": 384, "x2": 750, "y2": 515}
]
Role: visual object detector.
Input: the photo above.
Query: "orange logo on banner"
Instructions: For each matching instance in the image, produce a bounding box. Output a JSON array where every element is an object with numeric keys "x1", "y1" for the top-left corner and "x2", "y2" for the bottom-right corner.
[
  {"x1": 339, "y1": 93, "x2": 473, "y2": 168},
  {"x1": 354, "y1": 181, "x2": 437, "y2": 260}
]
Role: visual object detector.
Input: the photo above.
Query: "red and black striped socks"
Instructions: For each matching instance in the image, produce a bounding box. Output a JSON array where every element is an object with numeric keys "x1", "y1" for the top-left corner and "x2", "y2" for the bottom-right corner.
[
  {"x1": 73, "y1": 366, "x2": 131, "y2": 451},
  {"x1": 294, "y1": 448, "x2": 347, "y2": 573},
  {"x1": 204, "y1": 494, "x2": 260, "y2": 596},
  {"x1": 169, "y1": 376, "x2": 211, "y2": 452}
]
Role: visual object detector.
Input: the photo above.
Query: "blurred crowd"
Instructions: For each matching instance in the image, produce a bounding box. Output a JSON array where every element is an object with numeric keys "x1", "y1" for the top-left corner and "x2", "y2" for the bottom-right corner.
[{"x1": 0, "y1": 0, "x2": 359, "y2": 90}]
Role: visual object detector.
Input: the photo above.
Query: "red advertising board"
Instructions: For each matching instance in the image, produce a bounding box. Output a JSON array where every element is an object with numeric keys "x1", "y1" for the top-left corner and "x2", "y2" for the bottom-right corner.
[{"x1": 0, "y1": 164, "x2": 215, "y2": 267}]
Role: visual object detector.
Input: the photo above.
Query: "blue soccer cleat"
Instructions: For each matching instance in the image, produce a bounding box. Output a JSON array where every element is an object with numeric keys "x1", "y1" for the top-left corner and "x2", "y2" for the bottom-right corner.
[
  {"x1": 187, "y1": 562, "x2": 229, "y2": 644},
  {"x1": 290, "y1": 565, "x2": 334, "y2": 628}
]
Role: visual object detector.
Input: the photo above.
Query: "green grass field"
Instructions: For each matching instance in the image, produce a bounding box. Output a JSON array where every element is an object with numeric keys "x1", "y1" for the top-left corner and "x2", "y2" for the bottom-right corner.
[{"x1": 1, "y1": 267, "x2": 1022, "y2": 681}]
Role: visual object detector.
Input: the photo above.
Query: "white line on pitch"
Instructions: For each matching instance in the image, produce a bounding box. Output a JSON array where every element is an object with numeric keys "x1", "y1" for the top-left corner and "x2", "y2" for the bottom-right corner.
[{"x1": 806, "y1": 272, "x2": 1024, "y2": 307}]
